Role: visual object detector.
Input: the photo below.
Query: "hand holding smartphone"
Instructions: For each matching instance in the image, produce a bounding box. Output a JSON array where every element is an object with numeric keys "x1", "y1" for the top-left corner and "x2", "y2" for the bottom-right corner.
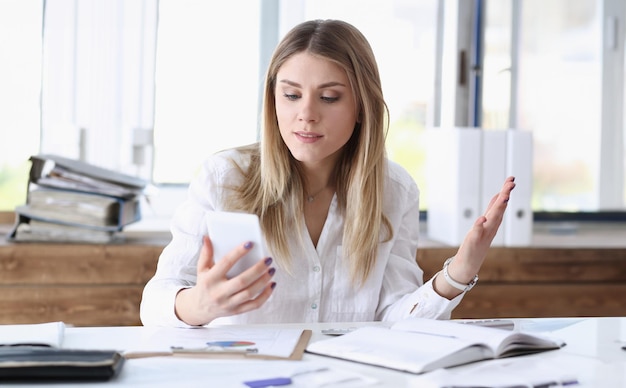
[{"x1": 206, "y1": 211, "x2": 267, "y2": 279}]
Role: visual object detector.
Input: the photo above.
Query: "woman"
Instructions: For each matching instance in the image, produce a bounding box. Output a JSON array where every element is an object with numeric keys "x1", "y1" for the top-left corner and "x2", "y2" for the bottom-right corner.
[{"x1": 140, "y1": 19, "x2": 515, "y2": 327}]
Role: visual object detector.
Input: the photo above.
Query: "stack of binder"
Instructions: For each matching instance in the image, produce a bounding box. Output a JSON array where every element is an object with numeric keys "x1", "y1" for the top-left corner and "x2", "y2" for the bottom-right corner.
[
  {"x1": 425, "y1": 128, "x2": 533, "y2": 247},
  {"x1": 8, "y1": 154, "x2": 148, "y2": 243}
]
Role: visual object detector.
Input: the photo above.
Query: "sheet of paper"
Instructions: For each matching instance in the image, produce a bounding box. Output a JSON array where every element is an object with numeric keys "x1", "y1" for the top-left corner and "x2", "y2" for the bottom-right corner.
[
  {"x1": 392, "y1": 317, "x2": 513, "y2": 353},
  {"x1": 126, "y1": 326, "x2": 304, "y2": 358},
  {"x1": 409, "y1": 356, "x2": 580, "y2": 387},
  {"x1": 116, "y1": 358, "x2": 377, "y2": 387},
  {"x1": 0, "y1": 321, "x2": 65, "y2": 347}
]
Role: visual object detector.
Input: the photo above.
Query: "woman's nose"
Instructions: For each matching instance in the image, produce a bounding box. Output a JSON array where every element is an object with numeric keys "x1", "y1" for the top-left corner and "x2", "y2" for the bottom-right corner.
[{"x1": 297, "y1": 97, "x2": 319, "y2": 122}]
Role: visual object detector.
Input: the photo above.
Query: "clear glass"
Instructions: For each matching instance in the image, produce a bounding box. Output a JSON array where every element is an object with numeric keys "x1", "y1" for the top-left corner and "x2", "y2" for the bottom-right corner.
[
  {"x1": 152, "y1": 1, "x2": 261, "y2": 183},
  {"x1": 0, "y1": 1, "x2": 43, "y2": 210},
  {"x1": 483, "y1": 0, "x2": 603, "y2": 211},
  {"x1": 519, "y1": 0, "x2": 602, "y2": 211},
  {"x1": 288, "y1": 0, "x2": 439, "y2": 210},
  {"x1": 482, "y1": 1, "x2": 512, "y2": 130},
  {"x1": 153, "y1": 1, "x2": 438, "y2": 210}
]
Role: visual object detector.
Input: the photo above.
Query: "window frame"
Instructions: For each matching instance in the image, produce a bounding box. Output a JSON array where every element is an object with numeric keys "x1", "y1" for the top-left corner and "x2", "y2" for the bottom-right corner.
[{"x1": 4, "y1": 0, "x2": 624, "y2": 228}]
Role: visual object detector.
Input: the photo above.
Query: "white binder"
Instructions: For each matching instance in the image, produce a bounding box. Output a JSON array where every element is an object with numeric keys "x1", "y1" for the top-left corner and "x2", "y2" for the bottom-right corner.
[
  {"x1": 425, "y1": 128, "x2": 533, "y2": 247},
  {"x1": 481, "y1": 130, "x2": 507, "y2": 246},
  {"x1": 504, "y1": 130, "x2": 533, "y2": 246},
  {"x1": 426, "y1": 128, "x2": 482, "y2": 246}
]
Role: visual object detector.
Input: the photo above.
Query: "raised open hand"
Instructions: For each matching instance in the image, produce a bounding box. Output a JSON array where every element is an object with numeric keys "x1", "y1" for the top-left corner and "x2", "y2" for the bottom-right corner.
[{"x1": 434, "y1": 176, "x2": 516, "y2": 298}]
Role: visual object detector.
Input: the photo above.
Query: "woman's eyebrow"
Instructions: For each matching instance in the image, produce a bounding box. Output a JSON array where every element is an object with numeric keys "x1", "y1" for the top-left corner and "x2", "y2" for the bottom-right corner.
[
  {"x1": 278, "y1": 79, "x2": 346, "y2": 89},
  {"x1": 278, "y1": 79, "x2": 301, "y2": 88}
]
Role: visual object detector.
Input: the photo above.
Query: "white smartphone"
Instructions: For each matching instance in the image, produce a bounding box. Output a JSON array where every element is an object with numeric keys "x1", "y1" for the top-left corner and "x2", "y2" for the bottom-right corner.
[{"x1": 206, "y1": 211, "x2": 267, "y2": 278}]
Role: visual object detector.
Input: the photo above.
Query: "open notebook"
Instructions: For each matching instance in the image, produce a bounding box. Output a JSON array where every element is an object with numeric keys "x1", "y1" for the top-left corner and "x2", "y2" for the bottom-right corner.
[{"x1": 306, "y1": 317, "x2": 564, "y2": 374}]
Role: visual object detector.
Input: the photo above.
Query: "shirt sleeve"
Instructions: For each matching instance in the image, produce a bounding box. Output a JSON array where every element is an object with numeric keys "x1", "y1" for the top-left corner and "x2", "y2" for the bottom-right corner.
[
  {"x1": 376, "y1": 165, "x2": 466, "y2": 321},
  {"x1": 140, "y1": 154, "x2": 227, "y2": 327}
]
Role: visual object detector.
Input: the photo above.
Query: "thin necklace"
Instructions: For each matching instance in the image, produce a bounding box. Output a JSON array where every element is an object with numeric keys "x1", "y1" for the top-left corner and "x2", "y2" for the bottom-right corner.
[{"x1": 306, "y1": 188, "x2": 326, "y2": 203}]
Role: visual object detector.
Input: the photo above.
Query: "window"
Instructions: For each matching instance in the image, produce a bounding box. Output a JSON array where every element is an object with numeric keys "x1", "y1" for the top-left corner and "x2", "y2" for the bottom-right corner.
[
  {"x1": 0, "y1": 0, "x2": 42, "y2": 209},
  {"x1": 151, "y1": 0, "x2": 439, "y2": 211},
  {"x1": 482, "y1": 0, "x2": 625, "y2": 213},
  {"x1": 152, "y1": 1, "x2": 261, "y2": 184},
  {"x1": 280, "y1": 0, "x2": 439, "y2": 209},
  {"x1": 127, "y1": 0, "x2": 438, "y2": 225},
  {"x1": 1, "y1": 0, "x2": 624, "y2": 225}
]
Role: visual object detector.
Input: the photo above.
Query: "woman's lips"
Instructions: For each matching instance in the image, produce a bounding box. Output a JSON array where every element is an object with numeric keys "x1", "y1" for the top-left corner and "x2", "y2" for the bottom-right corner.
[{"x1": 295, "y1": 131, "x2": 322, "y2": 143}]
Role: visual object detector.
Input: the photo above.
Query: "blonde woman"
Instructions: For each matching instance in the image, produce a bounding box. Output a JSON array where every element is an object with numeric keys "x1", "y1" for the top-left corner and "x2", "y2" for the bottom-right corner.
[{"x1": 140, "y1": 19, "x2": 515, "y2": 327}]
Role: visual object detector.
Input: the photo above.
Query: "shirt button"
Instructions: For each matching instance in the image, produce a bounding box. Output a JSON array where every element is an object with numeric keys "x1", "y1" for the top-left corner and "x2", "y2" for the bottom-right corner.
[
  {"x1": 311, "y1": 303, "x2": 318, "y2": 310},
  {"x1": 313, "y1": 266, "x2": 321, "y2": 272}
]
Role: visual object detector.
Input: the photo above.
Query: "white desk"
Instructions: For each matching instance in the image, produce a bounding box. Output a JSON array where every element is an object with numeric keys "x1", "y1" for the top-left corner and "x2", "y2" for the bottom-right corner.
[{"x1": 7, "y1": 317, "x2": 626, "y2": 387}]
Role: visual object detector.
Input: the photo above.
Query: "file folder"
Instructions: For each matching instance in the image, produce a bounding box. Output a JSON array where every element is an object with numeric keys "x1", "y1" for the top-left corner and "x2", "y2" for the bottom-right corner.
[
  {"x1": 426, "y1": 128, "x2": 533, "y2": 247},
  {"x1": 504, "y1": 130, "x2": 533, "y2": 246},
  {"x1": 426, "y1": 128, "x2": 482, "y2": 246},
  {"x1": 481, "y1": 130, "x2": 507, "y2": 246}
]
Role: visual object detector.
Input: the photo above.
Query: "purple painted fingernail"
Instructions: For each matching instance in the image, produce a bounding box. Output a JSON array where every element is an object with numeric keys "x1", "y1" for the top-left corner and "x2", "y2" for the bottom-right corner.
[
  {"x1": 271, "y1": 282, "x2": 277, "y2": 290},
  {"x1": 268, "y1": 267, "x2": 276, "y2": 276},
  {"x1": 264, "y1": 257, "x2": 273, "y2": 266},
  {"x1": 244, "y1": 241, "x2": 253, "y2": 249}
]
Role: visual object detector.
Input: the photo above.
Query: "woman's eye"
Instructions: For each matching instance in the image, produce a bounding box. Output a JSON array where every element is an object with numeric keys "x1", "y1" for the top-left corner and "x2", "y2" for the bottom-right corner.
[
  {"x1": 283, "y1": 93, "x2": 299, "y2": 101},
  {"x1": 321, "y1": 96, "x2": 339, "y2": 103}
]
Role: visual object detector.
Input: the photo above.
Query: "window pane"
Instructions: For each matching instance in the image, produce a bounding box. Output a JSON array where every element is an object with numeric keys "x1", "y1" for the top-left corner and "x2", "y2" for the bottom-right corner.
[
  {"x1": 482, "y1": 1, "x2": 512, "y2": 130},
  {"x1": 152, "y1": 1, "x2": 261, "y2": 183},
  {"x1": 0, "y1": 1, "x2": 42, "y2": 211},
  {"x1": 288, "y1": 0, "x2": 439, "y2": 210},
  {"x1": 520, "y1": 0, "x2": 602, "y2": 211}
]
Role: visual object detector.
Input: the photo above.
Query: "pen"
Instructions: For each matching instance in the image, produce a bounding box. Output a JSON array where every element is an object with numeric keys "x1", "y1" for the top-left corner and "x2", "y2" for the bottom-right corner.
[
  {"x1": 243, "y1": 367, "x2": 329, "y2": 388},
  {"x1": 533, "y1": 380, "x2": 579, "y2": 388}
]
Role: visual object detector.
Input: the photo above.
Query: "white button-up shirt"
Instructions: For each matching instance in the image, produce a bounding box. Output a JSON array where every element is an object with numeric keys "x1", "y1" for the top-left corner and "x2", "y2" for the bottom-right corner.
[{"x1": 140, "y1": 149, "x2": 464, "y2": 327}]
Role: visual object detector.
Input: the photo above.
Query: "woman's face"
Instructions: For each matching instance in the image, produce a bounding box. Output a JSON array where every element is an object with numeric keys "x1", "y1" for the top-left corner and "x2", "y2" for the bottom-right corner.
[{"x1": 275, "y1": 51, "x2": 358, "y2": 168}]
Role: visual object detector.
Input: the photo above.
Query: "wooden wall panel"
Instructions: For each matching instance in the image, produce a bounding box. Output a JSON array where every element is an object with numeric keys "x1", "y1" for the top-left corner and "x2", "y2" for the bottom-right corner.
[
  {"x1": 0, "y1": 245, "x2": 161, "y2": 284},
  {"x1": 1, "y1": 235, "x2": 625, "y2": 326},
  {"x1": 418, "y1": 247, "x2": 626, "y2": 319},
  {"x1": 451, "y1": 284, "x2": 626, "y2": 319},
  {"x1": 0, "y1": 239, "x2": 162, "y2": 326},
  {"x1": 0, "y1": 286, "x2": 144, "y2": 326},
  {"x1": 417, "y1": 247, "x2": 626, "y2": 282}
]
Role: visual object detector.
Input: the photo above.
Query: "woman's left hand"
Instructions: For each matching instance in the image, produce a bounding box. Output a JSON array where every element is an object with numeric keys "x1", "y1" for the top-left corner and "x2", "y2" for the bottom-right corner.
[{"x1": 433, "y1": 176, "x2": 516, "y2": 298}]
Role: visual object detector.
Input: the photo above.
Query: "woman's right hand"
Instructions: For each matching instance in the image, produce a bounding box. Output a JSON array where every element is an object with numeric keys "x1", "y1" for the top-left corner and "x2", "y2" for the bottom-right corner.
[{"x1": 174, "y1": 236, "x2": 276, "y2": 326}]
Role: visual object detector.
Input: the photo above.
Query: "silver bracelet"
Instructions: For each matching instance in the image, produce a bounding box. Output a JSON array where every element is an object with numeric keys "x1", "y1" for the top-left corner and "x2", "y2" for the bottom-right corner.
[{"x1": 442, "y1": 257, "x2": 479, "y2": 292}]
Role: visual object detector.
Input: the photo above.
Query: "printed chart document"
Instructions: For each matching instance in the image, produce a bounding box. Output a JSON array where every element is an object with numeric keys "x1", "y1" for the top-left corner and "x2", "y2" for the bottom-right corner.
[
  {"x1": 305, "y1": 318, "x2": 564, "y2": 374},
  {"x1": 125, "y1": 326, "x2": 311, "y2": 360}
]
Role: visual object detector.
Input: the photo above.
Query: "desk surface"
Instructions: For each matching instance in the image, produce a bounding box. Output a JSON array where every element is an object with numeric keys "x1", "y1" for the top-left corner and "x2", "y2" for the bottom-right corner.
[{"x1": 6, "y1": 318, "x2": 626, "y2": 388}]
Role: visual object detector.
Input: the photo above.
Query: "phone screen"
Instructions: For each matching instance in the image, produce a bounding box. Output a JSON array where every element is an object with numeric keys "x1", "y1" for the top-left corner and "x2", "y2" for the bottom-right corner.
[{"x1": 206, "y1": 211, "x2": 267, "y2": 278}]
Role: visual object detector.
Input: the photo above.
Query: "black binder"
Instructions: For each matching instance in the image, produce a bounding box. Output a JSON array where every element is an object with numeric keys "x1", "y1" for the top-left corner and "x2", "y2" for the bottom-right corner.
[{"x1": 0, "y1": 347, "x2": 125, "y2": 381}]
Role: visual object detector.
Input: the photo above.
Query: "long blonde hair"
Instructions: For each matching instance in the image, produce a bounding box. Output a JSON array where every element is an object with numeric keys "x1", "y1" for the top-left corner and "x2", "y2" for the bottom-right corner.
[{"x1": 224, "y1": 19, "x2": 391, "y2": 285}]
